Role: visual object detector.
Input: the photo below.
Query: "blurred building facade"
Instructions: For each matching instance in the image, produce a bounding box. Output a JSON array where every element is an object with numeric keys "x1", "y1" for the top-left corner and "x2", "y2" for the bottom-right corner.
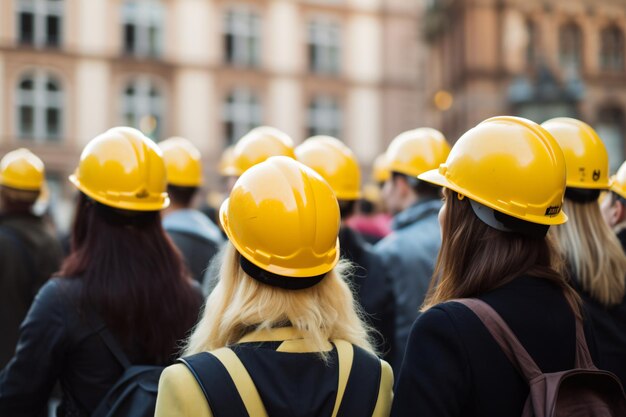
[
  {"x1": 422, "y1": 0, "x2": 626, "y2": 172},
  {"x1": 0, "y1": 0, "x2": 426, "y2": 229}
]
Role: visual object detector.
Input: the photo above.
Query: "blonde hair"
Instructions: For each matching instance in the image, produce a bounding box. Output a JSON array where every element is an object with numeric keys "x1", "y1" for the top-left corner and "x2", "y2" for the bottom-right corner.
[
  {"x1": 184, "y1": 244, "x2": 375, "y2": 359},
  {"x1": 552, "y1": 198, "x2": 626, "y2": 306}
]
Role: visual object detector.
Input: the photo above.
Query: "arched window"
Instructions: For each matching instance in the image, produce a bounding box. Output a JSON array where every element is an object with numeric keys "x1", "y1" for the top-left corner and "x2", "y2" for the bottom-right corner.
[
  {"x1": 122, "y1": 0, "x2": 164, "y2": 57},
  {"x1": 526, "y1": 19, "x2": 540, "y2": 67},
  {"x1": 224, "y1": 8, "x2": 261, "y2": 67},
  {"x1": 223, "y1": 89, "x2": 262, "y2": 145},
  {"x1": 307, "y1": 95, "x2": 342, "y2": 138},
  {"x1": 596, "y1": 106, "x2": 625, "y2": 173},
  {"x1": 16, "y1": 71, "x2": 63, "y2": 141},
  {"x1": 16, "y1": 0, "x2": 63, "y2": 47},
  {"x1": 308, "y1": 19, "x2": 341, "y2": 75},
  {"x1": 121, "y1": 77, "x2": 164, "y2": 140},
  {"x1": 600, "y1": 26, "x2": 624, "y2": 71},
  {"x1": 559, "y1": 22, "x2": 582, "y2": 70}
]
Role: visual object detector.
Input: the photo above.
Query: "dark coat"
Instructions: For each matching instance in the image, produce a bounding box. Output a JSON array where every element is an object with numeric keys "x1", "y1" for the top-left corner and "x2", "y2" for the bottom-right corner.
[
  {"x1": 618, "y1": 228, "x2": 626, "y2": 254},
  {"x1": 391, "y1": 276, "x2": 599, "y2": 417},
  {"x1": 0, "y1": 277, "x2": 202, "y2": 417},
  {"x1": 0, "y1": 214, "x2": 63, "y2": 369},
  {"x1": 338, "y1": 226, "x2": 396, "y2": 364}
]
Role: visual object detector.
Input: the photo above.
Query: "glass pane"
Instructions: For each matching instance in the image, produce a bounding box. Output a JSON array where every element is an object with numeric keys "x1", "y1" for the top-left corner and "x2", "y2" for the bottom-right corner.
[
  {"x1": 46, "y1": 108, "x2": 61, "y2": 140},
  {"x1": 148, "y1": 25, "x2": 160, "y2": 57},
  {"x1": 20, "y1": 78, "x2": 34, "y2": 90},
  {"x1": 46, "y1": 79, "x2": 59, "y2": 92},
  {"x1": 125, "y1": 85, "x2": 135, "y2": 96},
  {"x1": 19, "y1": 106, "x2": 34, "y2": 137},
  {"x1": 19, "y1": 12, "x2": 35, "y2": 44},
  {"x1": 225, "y1": 34, "x2": 235, "y2": 63},
  {"x1": 46, "y1": 15, "x2": 61, "y2": 47},
  {"x1": 124, "y1": 24, "x2": 136, "y2": 54}
]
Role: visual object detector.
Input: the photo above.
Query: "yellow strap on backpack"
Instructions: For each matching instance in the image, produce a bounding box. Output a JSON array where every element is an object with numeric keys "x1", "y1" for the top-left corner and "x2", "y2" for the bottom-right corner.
[
  {"x1": 210, "y1": 347, "x2": 269, "y2": 417},
  {"x1": 212, "y1": 340, "x2": 354, "y2": 417}
]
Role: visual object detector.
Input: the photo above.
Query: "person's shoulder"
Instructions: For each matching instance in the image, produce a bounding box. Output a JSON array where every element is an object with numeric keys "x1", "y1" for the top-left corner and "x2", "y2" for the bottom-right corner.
[{"x1": 412, "y1": 302, "x2": 475, "y2": 336}]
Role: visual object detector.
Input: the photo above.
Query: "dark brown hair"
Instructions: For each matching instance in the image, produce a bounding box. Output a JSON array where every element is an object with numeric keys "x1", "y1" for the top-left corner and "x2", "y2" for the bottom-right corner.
[
  {"x1": 422, "y1": 189, "x2": 581, "y2": 317},
  {"x1": 60, "y1": 193, "x2": 202, "y2": 364}
]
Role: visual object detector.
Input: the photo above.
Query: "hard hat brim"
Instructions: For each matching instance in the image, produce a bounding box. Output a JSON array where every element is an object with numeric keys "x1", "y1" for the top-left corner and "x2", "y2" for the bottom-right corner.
[
  {"x1": 220, "y1": 198, "x2": 340, "y2": 278},
  {"x1": 418, "y1": 169, "x2": 568, "y2": 226},
  {"x1": 69, "y1": 174, "x2": 170, "y2": 211}
]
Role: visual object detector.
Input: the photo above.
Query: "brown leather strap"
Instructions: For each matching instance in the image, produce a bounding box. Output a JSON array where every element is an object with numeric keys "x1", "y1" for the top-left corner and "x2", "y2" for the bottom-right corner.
[
  {"x1": 452, "y1": 299, "x2": 542, "y2": 382},
  {"x1": 574, "y1": 317, "x2": 596, "y2": 369}
]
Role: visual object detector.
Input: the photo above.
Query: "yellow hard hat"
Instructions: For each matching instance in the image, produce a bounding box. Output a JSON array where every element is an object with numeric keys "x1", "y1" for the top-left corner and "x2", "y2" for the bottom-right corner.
[
  {"x1": 228, "y1": 126, "x2": 295, "y2": 176},
  {"x1": 610, "y1": 160, "x2": 626, "y2": 200},
  {"x1": 158, "y1": 137, "x2": 203, "y2": 187},
  {"x1": 419, "y1": 116, "x2": 567, "y2": 226},
  {"x1": 218, "y1": 146, "x2": 235, "y2": 176},
  {"x1": 0, "y1": 148, "x2": 45, "y2": 191},
  {"x1": 372, "y1": 154, "x2": 390, "y2": 183},
  {"x1": 295, "y1": 136, "x2": 361, "y2": 201},
  {"x1": 220, "y1": 156, "x2": 340, "y2": 282},
  {"x1": 386, "y1": 127, "x2": 451, "y2": 177},
  {"x1": 70, "y1": 126, "x2": 169, "y2": 211},
  {"x1": 541, "y1": 117, "x2": 610, "y2": 189}
]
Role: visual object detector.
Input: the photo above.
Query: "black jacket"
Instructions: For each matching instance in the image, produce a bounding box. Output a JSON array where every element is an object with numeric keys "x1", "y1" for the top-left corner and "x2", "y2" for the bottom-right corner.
[
  {"x1": 0, "y1": 213, "x2": 63, "y2": 369},
  {"x1": 618, "y1": 228, "x2": 626, "y2": 254},
  {"x1": 0, "y1": 277, "x2": 202, "y2": 417},
  {"x1": 391, "y1": 276, "x2": 598, "y2": 417},
  {"x1": 338, "y1": 226, "x2": 395, "y2": 364}
]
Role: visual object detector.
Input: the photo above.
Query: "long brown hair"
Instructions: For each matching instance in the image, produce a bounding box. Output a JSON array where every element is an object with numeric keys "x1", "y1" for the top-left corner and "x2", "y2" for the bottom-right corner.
[
  {"x1": 60, "y1": 193, "x2": 201, "y2": 364},
  {"x1": 551, "y1": 198, "x2": 626, "y2": 306},
  {"x1": 422, "y1": 189, "x2": 581, "y2": 316}
]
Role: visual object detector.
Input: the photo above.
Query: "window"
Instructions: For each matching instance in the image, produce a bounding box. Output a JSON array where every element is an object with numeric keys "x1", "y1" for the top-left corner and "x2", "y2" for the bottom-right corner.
[
  {"x1": 16, "y1": 71, "x2": 63, "y2": 141},
  {"x1": 526, "y1": 19, "x2": 540, "y2": 68},
  {"x1": 596, "y1": 106, "x2": 625, "y2": 173},
  {"x1": 122, "y1": 77, "x2": 164, "y2": 140},
  {"x1": 308, "y1": 20, "x2": 341, "y2": 75},
  {"x1": 122, "y1": 0, "x2": 164, "y2": 57},
  {"x1": 559, "y1": 23, "x2": 583, "y2": 70},
  {"x1": 224, "y1": 9, "x2": 261, "y2": 67},
  {"x1": 16, "y1": 0, "x2": 63, "y2": 47},
  {"x1": 223, "y1": 89, "x2": 262, "y2": 145},
  {"x1": 600, "y1": 26, "x2": 624, "y2": 72},
  {"x1": 307, "y1": 95, "x2": 342, "y2": 137}
]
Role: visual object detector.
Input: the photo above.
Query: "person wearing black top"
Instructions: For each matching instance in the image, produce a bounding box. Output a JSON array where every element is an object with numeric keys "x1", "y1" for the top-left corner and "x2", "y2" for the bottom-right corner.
[
  {"x1": 392, "y1": 116, "x2": 591, "y2": 417},
  {"x1": 0, "y1": 128, "x2": 202, "y2": 417}
]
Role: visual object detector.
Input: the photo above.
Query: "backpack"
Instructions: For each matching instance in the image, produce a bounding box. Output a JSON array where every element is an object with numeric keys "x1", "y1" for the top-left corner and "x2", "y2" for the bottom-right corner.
[
  {"x1": 90, "y1": 324, "x2": 164, "y2": 417},
  {"x1": 455, "y1": 298, "x2": 626, "y2": 417},
  {"x1": 178, "y1": 339, "x2": 382, "y2": 417}
]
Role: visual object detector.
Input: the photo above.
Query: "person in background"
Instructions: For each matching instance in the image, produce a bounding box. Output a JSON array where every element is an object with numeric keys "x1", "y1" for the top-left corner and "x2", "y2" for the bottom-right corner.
[
  {"x1": 0, "y1": 127, "x2": 203, "y2": 417},
  {"x1": 296, "y1": 136, "x2": 396, "y2": 363},
  {"x1": 543, "y1": 117, "x2": 626, "y2": 385},
  {"x1": 0, "y1": 149, "x2": 63, "y2": 369},
  {"x1": 601, "y1": 160, "x2": 626, "y2": 252},
  {"x1": 392, "y1": 116, "x2": 595, "y2": 417},
  {"x1": 374, "y1": 128, "x2": 450, "y2": 365},
  {"x1": 155, "y1": 156, "x2": 393, "y2": 417},
  {"x1": 160, "y1": 137, "x2": 224, "y2": 284}
]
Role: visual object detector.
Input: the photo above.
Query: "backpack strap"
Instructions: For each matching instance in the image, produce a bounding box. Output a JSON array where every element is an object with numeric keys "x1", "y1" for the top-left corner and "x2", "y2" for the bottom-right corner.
[
  {"x1": 574, "y1": 317, "x2": 596, "y2": 369},
  {"x1": 336, "y1": 342, "x2": 382, "y2": 417},
  {"x1": 452, "y1": 298, "x2": 542, "y2": 382},
  {"x1": 178, "y1": 348, "x2": 268, "y2": 417},
  {"x1": 331, "y1": 340, "x2": 353, "y2": 417}
]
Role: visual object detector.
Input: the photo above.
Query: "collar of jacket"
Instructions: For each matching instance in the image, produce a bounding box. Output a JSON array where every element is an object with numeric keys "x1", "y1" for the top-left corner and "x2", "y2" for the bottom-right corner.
[
  {"x1": 392, "y1": 198, "x2": 442, "y2": 231},
  {"x1": 237, "y1": 327, "x2": 333, "y2": 353}
]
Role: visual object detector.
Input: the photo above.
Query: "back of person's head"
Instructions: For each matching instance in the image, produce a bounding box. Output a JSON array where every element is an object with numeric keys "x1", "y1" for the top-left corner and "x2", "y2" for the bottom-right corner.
[
  {"x1": 418, "y1": 116, "x2": 580, "y2": 314},
  {"x1": 229, "y1": 126, "x2": 295, "y2": 177},
  {"x1": 295, "y1": 136, "x2": 361, "y2": 218},
  {"x1": 159, "y1": 136, "x2": 203, "y2": 208},
  {"x1": 0, "y1": 148, "x2": 44, "y2": 213},
  {"x1": 184, "y1": 156, "x2": 373, "y2": 359},
  {"x1": 542, "y1": 118, "x2": 626, "y2": 306},
  {"x1": 61, "y1": 127, "x2": 200, "y2": 364}
]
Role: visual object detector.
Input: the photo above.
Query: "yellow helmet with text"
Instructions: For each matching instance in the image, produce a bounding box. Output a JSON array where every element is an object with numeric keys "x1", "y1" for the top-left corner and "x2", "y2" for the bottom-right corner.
[
  {"x1": 230, "y1": 126, "x2": 295, "y2": 176},
  {"x1": 0, "y1": 148, "x2": 45, "y2": 191},
  {"x1": 541, "y1": 117, "x2": 610, "y2": 190},
  {"x1": 69, "y1": 126, "x2": 169, "y2": 211},
  {"x1": 386, "y1": 127, "x2": 451, "y2": 177},
  {"x1": 295, "y1": 136, "x2": 361, "y2": 200},
  {"x1": 159, "y1": 137, "x2": 203, "y2": 187},
  {"x1": 220, "y1": 156, "x2": 340, "y2": 281},
  {"x1": 419, "y1": 116, "x2": 567, "y2": 226}
]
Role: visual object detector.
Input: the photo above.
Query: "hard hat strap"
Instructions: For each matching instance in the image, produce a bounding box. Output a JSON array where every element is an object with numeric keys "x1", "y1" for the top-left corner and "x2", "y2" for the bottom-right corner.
[
  {"x1": 239, "y1": 254, "x2": 327, "y2": 290},
  {"x1": 469, "y1": 199, "x2": 549, "y2": 239}
]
